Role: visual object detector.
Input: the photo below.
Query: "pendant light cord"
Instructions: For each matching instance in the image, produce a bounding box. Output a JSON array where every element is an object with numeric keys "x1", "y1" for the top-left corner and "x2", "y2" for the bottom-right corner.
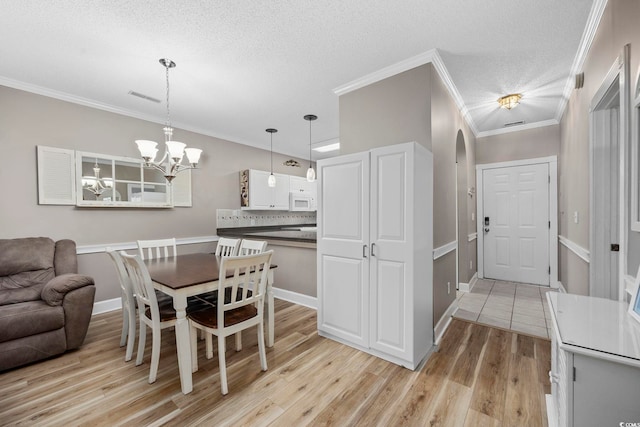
[
  {"x1": 165, "y1": 64, "x2": 171, "y2": 130},
  {"x1": 270, "y1": 132, "x2": 273, "y2": 173},
  {"x1": 308, "y1": 119, "x2": 312, "y2": 167}
]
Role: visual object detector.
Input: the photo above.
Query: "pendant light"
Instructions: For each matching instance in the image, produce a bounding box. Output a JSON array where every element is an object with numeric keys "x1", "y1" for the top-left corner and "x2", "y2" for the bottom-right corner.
[
  {"x1": 304, "y1": 114, "x2": 317, "y2": 182},
  {"x1": 266, "y1": 128, "x2": 277, "y2": 187}
]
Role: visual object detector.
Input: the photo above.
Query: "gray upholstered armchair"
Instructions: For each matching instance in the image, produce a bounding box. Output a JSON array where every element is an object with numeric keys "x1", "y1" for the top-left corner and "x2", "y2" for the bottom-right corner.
[{"x1": 0, "y1": 237, "x2": 95, "y2": 371}]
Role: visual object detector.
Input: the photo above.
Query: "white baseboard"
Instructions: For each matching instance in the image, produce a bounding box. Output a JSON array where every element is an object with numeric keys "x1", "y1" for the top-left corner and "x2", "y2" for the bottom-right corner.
[
  {"x1": 272, "y1": 287, "x2": 317, "y2": 310},
  {"x1": 434, "y1": 299, "x2": 458, "y2": 345},
  {"x1": 92, "y1": 297, "x2": 122, "y2": 315},
  {"x1": 556, "y1": 281, "x2": 567, "y2": 293},
  {"x1": 458, "y1": 272, "x2": 478, "y2": 293}
]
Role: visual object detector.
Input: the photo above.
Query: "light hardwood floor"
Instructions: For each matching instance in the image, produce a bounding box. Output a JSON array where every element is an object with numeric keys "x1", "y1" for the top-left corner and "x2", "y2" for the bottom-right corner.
[{"x1": 0, "y1": 300, "x2": 550, "y2": 426}]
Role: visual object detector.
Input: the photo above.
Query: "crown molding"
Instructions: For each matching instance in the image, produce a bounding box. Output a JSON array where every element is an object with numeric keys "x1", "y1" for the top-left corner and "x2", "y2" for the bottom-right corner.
[
  {"x1": 333, "y1": 48, "x2": 479, "y2": 136},
  {"x1": 476, "y1": 119, "x2": 559, "y2": 139},
  {"x1": 333, "y1": 50, "x2": 437, "y2": 96},
  {"x1": 554, "y1": 0, "x2": 608, "y2": 122}
]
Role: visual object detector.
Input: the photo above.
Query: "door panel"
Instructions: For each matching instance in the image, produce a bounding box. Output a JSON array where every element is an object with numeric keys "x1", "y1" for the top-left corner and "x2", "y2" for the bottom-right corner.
[
  {"x1": 317, "y1": 152, "x2": 370, "y2": 347},
  {"x1": 483, "y1": 163, "x2": 549, "y2": 285},
  {"x1": 369, "y1": 145, "x2": 411, "y2": 357}
]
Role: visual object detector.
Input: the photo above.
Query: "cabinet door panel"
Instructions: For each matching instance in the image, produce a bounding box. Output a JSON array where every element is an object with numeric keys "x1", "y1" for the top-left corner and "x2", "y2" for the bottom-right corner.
[
  {"x1": 317, "y1": 152, "x2": 369, "y2": 347},
  {"x1": 318, "y1": 255, "x2": 368, "y2": 346},
  {"x1": 369, "y1": 145, "x2": 412, "y2": 360},
  {"x1": 370, "y1": 259, "x2": 406, "y2": 357}
]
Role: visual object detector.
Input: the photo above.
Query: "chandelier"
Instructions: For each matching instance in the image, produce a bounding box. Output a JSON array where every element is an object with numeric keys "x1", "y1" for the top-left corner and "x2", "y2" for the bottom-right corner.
[
  {"x1": 82, "y1": 158, "x2": 113, "y2": 195},
  {"x1": 304, "y1": 114, "x2": 317, "y2": 182},
  {"x1": 135, "y1": 58, "x2": 202, "y2": 183}
]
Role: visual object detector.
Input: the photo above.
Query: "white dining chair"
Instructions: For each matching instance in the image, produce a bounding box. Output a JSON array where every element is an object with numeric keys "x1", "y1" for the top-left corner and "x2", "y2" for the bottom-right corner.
[
  {"x1": 106, "y1": 248, "x2": 137, "y2": 362},
  {"x1": 238, "y1": 239, "x2": 268, "y2": 255},
  {"x1": 137, "y1": 238, "x2": 177, "y2": 260},
  {"x1": 120, "y1": 251, "x2": 177, "y2": 384},
  {"x1": 215, "y1": 238, "x2": 241, "y2": 257},
  {"x1": 188, "y1": 250, "x2": 274, "y2": 395}
]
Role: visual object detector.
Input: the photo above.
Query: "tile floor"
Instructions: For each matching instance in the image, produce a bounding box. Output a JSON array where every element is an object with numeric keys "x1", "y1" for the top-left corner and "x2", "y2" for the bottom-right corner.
[{"x1": 453, "y1": 278, "x2": 556, "y2": 339}]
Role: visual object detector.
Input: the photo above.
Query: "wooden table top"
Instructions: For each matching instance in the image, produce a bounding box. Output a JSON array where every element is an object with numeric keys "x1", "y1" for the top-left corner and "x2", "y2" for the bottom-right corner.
[{"x1": 144, "y1": 253, "x2": 276, "y2": 290}]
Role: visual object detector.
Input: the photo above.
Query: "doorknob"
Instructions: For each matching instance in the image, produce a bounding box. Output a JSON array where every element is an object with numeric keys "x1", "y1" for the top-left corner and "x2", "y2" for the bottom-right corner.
[{"x1": 484, "y1": 227, "x2": 490, "y2": 233}]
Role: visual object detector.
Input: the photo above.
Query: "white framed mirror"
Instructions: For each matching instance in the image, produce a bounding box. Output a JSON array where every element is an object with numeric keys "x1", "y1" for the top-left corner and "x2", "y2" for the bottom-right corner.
[
  {"x1": 631, "y1": 71, "x2": 640, "y2": 232},
  {"x1": 75, "y1": 151, "x2": 171, "y2": 207}
]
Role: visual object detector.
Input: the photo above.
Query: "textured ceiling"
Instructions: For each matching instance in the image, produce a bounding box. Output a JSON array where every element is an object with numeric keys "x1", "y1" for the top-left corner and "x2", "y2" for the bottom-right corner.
[{"x1": 0, "y1": 0, "x2": 597, "y2": 160}]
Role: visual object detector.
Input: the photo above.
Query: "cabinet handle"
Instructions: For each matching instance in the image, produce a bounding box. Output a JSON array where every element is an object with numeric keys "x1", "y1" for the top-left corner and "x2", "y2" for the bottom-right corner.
[
  {"x1": 363, "y1": 245, "x2": 368, "y2": 258},
  {"x1": 371, "y1": 243, "x2": 376, "y2": 257}
]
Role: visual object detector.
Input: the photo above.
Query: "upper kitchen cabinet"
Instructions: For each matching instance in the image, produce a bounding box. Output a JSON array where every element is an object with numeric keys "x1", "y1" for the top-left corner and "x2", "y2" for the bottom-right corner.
[
  {"x1": 289, "y1": 175, "x2": 317, "y2": 195},
  {"x1": 240, "y1": 169, "x2": 290, "y2": 210}
]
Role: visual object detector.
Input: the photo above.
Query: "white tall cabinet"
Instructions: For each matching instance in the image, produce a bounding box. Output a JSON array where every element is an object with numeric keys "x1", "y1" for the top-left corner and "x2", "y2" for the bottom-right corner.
[
  {"x1": 316, "y1": 142, "x2": 434, "y2": 369},
  {"x1": 546, "y1": 292, "x2": 640, "y2": 427}
]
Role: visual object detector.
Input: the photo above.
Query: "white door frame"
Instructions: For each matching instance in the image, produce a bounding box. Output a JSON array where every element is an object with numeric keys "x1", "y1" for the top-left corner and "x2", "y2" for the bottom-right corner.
[
  {"x1": 589, "y1": 46, "x2": 630, "y2": 301},
  {"x1": 476, "y1": 156, "x2": 558, "y2": 288}
]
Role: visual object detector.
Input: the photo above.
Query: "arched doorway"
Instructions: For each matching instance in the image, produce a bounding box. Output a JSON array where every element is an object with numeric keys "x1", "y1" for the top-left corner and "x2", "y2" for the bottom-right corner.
[{"x1": 456, "y1": 130, "x2": 469, "y2": 290}]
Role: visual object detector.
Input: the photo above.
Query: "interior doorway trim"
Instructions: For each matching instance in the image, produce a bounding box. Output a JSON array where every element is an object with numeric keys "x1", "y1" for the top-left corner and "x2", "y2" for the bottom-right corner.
[
  {"x1": 476, "y1": 156, "x2": 558, "y2": 288},
  {"x1": 588, "y1": 46, "x2": 630, "y2": 301}
]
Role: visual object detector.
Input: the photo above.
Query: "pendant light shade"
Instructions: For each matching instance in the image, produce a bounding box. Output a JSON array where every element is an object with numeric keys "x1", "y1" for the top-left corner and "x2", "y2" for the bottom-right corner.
[
  {"x1": 266, "y1": 128, "x2": 277, "y2": 187},
  {"x1": 304, "y1": 114, "x2": 317, "y2": 182}
]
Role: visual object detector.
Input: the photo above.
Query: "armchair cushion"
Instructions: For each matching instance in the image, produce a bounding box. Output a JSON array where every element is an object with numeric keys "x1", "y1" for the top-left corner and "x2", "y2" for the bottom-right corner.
[
  {"x1": 41, "y1": 274, "x2": 95, "y2": 307},
  {"x1": 0, "y1": 301, "x2": 64, "y2": 344},
  {"x1": 0, "y1": 284, "x2": 45, "y2": 306}
]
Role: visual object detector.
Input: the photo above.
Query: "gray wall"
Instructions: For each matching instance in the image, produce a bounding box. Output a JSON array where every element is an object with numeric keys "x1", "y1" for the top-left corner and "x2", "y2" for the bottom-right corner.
[
  {"x1": 476, "y1": 125, "x2": 560, "y2": 165},
  {"x1": 558, "y1": 0, "x2": 640, "y2": 295},
  {"x1": 0, "y1": 86, "x2": 312, "y2": 303},
  {"x1": 339, "y1": 63, "x2": 477, "y2": 325}
]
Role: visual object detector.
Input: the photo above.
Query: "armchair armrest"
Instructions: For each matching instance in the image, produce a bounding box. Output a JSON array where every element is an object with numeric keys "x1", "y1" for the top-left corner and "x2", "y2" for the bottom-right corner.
[{"x1": 42, "y1": 273, "x2": 95, "y2": 306}]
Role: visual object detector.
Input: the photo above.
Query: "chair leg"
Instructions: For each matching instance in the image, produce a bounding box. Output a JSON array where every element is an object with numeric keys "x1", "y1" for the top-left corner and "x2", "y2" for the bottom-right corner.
[
  {"x1": 235, "y1": 331, "x2": 242, "y2": 351},
  {"x1": 190, "y1": 323, "x2": 198, "y2": 373},
  {"x1": 257, "y1": 321, "x2": 267, "y2": 371},
  {"x1": 149, "y1": 325, "x2": 161, "y2": 384},
  {"x1": 125, "y1": 303, "x2": 136, "y2": 362},
  {"x1": 218, "y1": 334, "x2": 228, "y2": 395},
  {"x1": 136, "y1": 319, "x2": 146, "y2": 366},
  {"x1": 120, "y1": 308, "x2": 128, "y2": 347},
  {"x1": 206, "y1": 333, "x2": 213, "y2": 359}
]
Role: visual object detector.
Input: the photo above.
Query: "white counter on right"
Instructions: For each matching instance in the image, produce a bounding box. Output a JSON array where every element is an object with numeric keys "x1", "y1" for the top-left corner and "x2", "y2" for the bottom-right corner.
[{"x1": 546, "y1": 292, "x2": 640, "y2": 427}]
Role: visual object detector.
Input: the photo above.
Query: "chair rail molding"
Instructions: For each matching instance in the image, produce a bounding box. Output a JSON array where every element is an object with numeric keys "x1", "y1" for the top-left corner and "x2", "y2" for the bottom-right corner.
[{"x1": 558, "y1": 235, "x2": 590, "y2": 263}]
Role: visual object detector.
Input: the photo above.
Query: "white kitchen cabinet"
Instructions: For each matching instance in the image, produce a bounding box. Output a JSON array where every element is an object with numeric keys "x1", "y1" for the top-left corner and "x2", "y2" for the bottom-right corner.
[
  {"x1": 316, "y1": 142, "x2": 434, "y2": 369},
  {"x1": 546, "y1": 292, "x2": 640, "y2": 427},
  {"x1": 240, "y1": 169, "x2": 290, "y2": 210},
  {"x1": 289, "y1": 175, "x2": 317, "y2": 195}
]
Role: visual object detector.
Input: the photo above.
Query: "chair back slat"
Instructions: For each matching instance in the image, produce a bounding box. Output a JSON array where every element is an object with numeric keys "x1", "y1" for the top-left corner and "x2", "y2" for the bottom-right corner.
[
  {"x1": 215, "y1": 237, "x2": 241, "y2": 257},
  {"x1": 137, "y1": 238, "x2": 177, "y2": 260},
  {"x1": 106, "y1": 247, "x2": 134, "y2": 304},
  {"x1": 238, "y1": 239, "x2": 268, "y2": 255},
  {"x1": 218, "y1": 251, "x2": 273, "y2": 316},
  {"x1": 120, "y1": 251, "x2": 159, "y2": 319}
]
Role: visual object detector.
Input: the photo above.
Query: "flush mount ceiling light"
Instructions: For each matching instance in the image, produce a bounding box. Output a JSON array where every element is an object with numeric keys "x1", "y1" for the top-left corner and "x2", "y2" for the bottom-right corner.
[
  {"x1": 266, "y1": 128, "x2": 277, "y2": 187},
  {"x1": 497, "y1": 93, "x2": 522, "y2": 110},
  {"x1": 135, "y1": 58, "x2": 203, "y2": 183},
  {"x1": 304, "y1": 114, "x2": 317, "y2": 182}
]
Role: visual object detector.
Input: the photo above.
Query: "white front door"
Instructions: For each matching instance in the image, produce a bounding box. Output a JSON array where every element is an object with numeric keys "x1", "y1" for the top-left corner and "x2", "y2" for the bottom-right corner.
[{"x1": 482, "y1": 163, "x2": 549, "y2": 285}]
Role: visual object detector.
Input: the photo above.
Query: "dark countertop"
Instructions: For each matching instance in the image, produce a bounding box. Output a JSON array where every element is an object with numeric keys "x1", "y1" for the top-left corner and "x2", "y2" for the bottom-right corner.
[{"x1": 217, "y1": 225, "x2": 317, "y2": 243}]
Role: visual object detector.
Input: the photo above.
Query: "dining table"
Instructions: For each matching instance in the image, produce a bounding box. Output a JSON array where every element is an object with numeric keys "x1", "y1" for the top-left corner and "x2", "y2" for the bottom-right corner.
[{"x1": 144, "y1": 252, "x2": 277, "y2": 395}]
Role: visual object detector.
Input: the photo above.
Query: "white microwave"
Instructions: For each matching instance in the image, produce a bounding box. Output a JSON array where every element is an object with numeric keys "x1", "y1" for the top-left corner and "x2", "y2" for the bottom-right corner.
[{"x1": 289, "y1": 192, "x2": 316, "y2": 211}]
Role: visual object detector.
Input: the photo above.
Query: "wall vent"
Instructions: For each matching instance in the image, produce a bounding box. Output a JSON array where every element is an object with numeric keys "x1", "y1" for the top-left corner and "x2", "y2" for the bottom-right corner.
[
  {"x1": 128, "y1": 91, "x2": 161, "y2": 103},
  {"x1": 504, "y1": 120, "x2": 525, "y2": 127}
]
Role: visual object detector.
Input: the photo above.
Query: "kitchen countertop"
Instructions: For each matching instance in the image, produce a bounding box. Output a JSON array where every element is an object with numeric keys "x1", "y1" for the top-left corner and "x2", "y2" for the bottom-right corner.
[{"x1": 217, "y1": 225, "x2": 317, "y2": 244}]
